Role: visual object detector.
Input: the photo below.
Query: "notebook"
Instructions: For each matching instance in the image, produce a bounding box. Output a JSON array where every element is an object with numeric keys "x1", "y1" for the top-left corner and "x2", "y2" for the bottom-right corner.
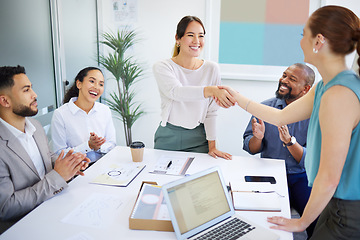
[
  {"x1": 162, "y1": 166, "x2": 279, "y2": 240},
  {"x1": 231, "y1": 182, "x2": 281, "y2": 211}
]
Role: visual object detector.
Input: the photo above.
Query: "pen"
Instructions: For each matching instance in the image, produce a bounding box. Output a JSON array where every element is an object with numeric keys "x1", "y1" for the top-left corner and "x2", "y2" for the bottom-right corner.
[{"x1": 166, "y1": 161, "x2": 172, "y2": 170}]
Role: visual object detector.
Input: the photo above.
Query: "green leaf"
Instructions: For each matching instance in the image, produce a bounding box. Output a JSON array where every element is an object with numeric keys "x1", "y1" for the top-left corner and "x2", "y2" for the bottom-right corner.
[{"x1": 99, "y1": 29, "x2": 145, "y2": 146}]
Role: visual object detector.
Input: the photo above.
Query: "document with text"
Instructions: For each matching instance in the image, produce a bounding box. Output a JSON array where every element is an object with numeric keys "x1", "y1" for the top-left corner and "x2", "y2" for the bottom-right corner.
[
  {"x1": 91, "y1": 163, "x2": 145, "y2": 187},
  {"x1": 62, "y1": 193, "x2": 123, "y2": 228},
  {"x1": 149, "y1": 155, "x2": 194, "y2": 175}
]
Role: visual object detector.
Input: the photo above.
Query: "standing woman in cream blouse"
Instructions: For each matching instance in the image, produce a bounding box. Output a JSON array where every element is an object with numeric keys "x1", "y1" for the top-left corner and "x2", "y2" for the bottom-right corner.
[
  {"x1": 51, "y1": 67, "x2": 116, "y2": 162},
  {"x1": 153, "y1": 16, "x2": 235, "y2": 159}
]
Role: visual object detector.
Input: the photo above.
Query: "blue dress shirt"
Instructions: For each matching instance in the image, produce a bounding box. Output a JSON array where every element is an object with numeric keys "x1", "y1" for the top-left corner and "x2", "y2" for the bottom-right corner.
[{"x1": 243, "y1": 97, "x2": 309, "y2": 174}]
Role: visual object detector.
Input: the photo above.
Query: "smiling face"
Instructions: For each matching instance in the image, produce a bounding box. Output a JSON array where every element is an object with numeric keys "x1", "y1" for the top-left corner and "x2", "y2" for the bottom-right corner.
[
  {"x1": 76, "y1": 69, "x2": 104, "y2": 104},
  {"x1": 275, "y1": 65, "x2": 309, "y2": 104},
  {"x1": 177, "y1": 21, "x2": 205, "y2": 58},
  {"x1": 10, "y1": 73, "x2": 38, "y2": 117}
]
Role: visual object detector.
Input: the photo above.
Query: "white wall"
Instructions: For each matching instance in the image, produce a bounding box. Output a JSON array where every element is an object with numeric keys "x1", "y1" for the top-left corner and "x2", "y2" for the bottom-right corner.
[{"x1": 99, "y1": 0, "x2": 360, "y2": 157}]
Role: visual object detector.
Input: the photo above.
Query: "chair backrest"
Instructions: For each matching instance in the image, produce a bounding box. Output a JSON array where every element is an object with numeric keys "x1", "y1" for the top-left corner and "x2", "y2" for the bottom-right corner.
[{"x1": 33, "y1": 104, "x2": 55, "y2": 151}]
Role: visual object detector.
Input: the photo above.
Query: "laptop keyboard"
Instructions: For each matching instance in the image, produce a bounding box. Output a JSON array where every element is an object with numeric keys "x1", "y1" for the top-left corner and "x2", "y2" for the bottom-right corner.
[{"x1": 193, "y1": 218, "x2": 256, "y2": 240}]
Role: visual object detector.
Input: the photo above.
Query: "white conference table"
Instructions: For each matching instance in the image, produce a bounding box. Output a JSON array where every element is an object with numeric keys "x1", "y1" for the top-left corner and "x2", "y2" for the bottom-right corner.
[{"x1": 1, "y1": 146, "x2": 292, "y2": 240}]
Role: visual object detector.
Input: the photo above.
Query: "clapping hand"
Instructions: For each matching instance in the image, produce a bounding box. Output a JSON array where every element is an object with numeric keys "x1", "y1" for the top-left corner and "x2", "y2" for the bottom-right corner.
[
  {"x1": 252, "y1": 118, "x2": 265, "y2": 140},
  {"x1": 88, "y1": 132, "x2": 106, "y2": 151},
  {"x1": 54, "y1": 149, "x2": 90, "y2": 181},
  {"x1": 278, "y1": 125, "x2": 291, "y2": 144}
]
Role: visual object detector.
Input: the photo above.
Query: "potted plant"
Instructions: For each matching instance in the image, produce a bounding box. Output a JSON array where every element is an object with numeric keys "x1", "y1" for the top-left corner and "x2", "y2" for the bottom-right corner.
[{"x1": 99, "y1": 29, "x2": 145, "y2": 146}]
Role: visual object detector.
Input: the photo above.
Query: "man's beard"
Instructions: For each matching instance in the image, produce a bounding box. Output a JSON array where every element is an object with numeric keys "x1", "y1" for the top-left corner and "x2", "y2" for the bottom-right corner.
[
  {"x1": 275, "y1": 83, "x2": 293, "y2": 100},
  {"x1": 13, "y1": 101, "x2": 38, "y2": 117}
]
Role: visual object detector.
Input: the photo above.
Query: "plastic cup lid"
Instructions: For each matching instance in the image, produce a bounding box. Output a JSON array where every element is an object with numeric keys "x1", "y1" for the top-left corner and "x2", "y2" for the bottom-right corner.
[{"x1": 130, "y1": 141, "x2": 145, "y2": 148}]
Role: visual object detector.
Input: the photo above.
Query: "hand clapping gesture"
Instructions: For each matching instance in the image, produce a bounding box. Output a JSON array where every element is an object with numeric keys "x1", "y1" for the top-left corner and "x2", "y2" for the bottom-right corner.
[
  {"x1": 54, "y1": 149, "x2": 90, "y2": 181},
  {"x1": 278, "y1": 125, "x2": 291, "y2": 144},
  {"x1": 251, "y1": 118, "x2": 265, "y2": 140},
  {"x1": 88, "y1": 132, "x2": 106, "y2": 151}
]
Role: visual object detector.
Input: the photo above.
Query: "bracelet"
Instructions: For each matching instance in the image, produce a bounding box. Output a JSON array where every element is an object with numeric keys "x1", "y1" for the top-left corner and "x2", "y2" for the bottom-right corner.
[{"x1": 245, "y1": 100, "x2": 251, "y2": 112}]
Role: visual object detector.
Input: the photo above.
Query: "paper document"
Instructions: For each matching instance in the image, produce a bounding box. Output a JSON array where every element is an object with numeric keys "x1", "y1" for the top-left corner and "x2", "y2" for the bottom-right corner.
[
  {"x1": 230, "y1": 182, "x2": 281, "y2": 212},
  {"x1": 91, "y1": 163, "x2": 145, "y2": 187},
  {"x1": 62, "y1": 193, "x2": 123, "y2": 228},
  {"x1": 149, "y1": 155, "x2": 194, "y2": 175}
]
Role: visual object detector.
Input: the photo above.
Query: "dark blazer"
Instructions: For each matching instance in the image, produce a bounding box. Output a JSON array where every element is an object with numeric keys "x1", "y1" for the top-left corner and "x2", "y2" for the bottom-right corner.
[{"x1": 0, "y1": 118, "x2": 67, "y2": 232}]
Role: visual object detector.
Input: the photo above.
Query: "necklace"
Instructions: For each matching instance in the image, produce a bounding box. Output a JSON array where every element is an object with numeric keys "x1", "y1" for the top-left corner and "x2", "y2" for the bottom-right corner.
[
  {"x1": 173, "y1": 56, "x2": 198, "y2": 70},
  {"x1": 192, "y1": 60, "x2": 197, "y2": 70}
]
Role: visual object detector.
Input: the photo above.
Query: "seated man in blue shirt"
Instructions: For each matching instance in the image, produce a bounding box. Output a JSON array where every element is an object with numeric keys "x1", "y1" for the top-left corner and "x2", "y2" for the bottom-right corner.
[{"x1": 243, "y1": 63, "x2": 316, "y2": 238}]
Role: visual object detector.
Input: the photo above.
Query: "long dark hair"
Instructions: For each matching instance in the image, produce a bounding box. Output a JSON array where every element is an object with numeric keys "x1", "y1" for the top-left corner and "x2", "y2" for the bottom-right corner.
[
  {"x1": 309, "y1": 5, "x2": 360, "y2": 75},
  {"x1": 63, "y1": 67, "x2": 102, "y2": 104},
  {"x1": 172, "y1": 16, "x2": 206, "y2": 57}
]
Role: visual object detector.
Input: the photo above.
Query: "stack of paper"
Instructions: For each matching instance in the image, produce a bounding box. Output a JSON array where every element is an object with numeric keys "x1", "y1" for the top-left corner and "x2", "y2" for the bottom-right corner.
[{"x1": 230, "y1": 182, "x2": 281, "y2": 212}]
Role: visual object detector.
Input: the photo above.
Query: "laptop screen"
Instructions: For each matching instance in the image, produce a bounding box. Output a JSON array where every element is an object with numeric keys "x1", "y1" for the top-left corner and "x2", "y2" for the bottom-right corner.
[{"x1": 166, "y1": 171, "x2": 230, "y2": 234}]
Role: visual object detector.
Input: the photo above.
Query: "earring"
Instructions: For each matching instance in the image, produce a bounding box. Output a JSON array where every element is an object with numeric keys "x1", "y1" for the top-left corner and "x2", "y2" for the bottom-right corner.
[
  {"x1": 177, "y1": 43, "x2": 180, "y2": 47},
  {"x1": 313, "y1": 48, "x2": 318, "y2": 54}
]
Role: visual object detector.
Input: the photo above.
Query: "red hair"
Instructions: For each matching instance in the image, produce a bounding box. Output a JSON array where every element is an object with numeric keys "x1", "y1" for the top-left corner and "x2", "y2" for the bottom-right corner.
[{"x1": 309, "y1": 5, "x2": 360, "y2": 74}]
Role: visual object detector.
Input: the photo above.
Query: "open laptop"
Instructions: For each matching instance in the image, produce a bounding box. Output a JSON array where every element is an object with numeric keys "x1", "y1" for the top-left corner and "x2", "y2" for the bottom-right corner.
[{"x1": 162, "y1": 166, "x2": 279, "y2": 240}]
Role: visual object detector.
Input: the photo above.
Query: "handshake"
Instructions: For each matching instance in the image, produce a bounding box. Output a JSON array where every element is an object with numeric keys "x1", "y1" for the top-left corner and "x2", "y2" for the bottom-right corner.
[{"x1": 205, "y1": 85, "x2": 239, "y2": 108}]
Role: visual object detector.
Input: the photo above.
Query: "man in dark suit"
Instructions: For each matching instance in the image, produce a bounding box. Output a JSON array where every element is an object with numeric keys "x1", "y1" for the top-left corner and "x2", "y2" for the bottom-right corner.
[{"x1": 0, "y1": 65, "x2": 90, "y2": 233}]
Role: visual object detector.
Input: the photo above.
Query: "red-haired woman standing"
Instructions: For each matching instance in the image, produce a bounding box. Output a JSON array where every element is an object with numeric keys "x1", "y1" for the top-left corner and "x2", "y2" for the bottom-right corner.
[{"x1": 221, "y1": 6, "x2": 360, "y2": 239}]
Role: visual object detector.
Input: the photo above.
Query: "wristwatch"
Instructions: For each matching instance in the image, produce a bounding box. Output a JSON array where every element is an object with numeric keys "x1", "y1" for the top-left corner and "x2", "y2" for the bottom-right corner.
[{"x1": 283, "y1": 136, "x2": 296, "y2": 147}]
